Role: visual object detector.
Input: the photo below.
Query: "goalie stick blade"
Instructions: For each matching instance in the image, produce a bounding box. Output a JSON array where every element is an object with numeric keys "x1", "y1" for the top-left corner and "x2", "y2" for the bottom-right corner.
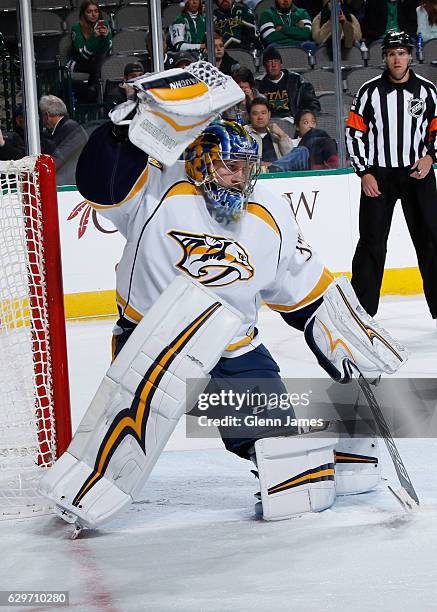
[
  {"x1": 388, "y1": 485, "x2": 419, "y2": 512},
  {"x1": 349, "y1": 363, "x2": 420, "y2": 509}
]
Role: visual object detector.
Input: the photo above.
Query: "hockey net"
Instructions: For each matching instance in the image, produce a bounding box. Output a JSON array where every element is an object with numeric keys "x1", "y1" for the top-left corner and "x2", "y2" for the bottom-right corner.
[{"x1": 0, "y1": 155, "x2": 71, "y2": 519}]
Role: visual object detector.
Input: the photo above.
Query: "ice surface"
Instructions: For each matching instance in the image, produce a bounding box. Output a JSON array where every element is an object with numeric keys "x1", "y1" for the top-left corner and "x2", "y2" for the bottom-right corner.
[{"x1": 1, "y1": 295, "x2": 436, "y2": 611}]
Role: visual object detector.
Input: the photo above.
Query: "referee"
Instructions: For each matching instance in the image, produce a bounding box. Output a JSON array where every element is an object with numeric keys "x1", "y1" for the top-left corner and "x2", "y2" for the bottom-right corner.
[{"x1": 346, "y1": 30, "x2": 437, "y2": 320}]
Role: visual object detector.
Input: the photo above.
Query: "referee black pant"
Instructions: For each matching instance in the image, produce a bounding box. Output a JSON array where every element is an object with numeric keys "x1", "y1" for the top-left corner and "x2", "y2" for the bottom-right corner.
[{"x1": 351, "y1": 166, "x2": 437, "y2": 318}]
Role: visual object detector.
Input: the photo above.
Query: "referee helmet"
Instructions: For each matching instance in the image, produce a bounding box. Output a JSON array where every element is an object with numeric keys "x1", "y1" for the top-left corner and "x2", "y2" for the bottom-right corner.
[{"x1": 382, "y1": 31, "x2": 415, "y2": 54}]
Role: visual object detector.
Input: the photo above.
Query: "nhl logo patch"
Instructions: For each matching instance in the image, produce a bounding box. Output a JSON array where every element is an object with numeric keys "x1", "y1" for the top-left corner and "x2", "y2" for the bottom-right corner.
[{"x1": 407, "y1": 98, "x2": 425, "y2": 118}]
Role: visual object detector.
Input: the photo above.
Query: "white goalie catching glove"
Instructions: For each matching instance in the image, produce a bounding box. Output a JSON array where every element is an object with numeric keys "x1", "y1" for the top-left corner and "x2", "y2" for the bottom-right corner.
[
  {"x1": 304, "y1": 275, "x2": 408, "y2": 382},
  {"x1": 109, "y1": 61, "x2": 245, "y2": 165}
]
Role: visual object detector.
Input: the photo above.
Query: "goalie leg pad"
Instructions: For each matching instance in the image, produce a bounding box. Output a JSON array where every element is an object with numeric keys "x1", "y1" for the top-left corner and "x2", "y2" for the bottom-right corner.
[
  {"x1": 335, "y1": 436, "x2": 381, "y2": 495},
  {"x1": 38, "y1": 276, "x2": 243, "y2": 529},
  {"x1": 254, "y1": 434, "x2": 338, "y2": 521},
  {"x1": 304, "y1": 275, "x2": 408, "y2": 382}
]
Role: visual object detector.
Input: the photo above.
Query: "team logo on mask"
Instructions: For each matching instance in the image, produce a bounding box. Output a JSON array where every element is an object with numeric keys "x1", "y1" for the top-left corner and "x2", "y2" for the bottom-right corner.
[
  {"x1": 407, "y1": 98, "x2": 425, "y2": 118},
  {"x1": 168, "y1": 230, "x2": 254, "y2": 287}
]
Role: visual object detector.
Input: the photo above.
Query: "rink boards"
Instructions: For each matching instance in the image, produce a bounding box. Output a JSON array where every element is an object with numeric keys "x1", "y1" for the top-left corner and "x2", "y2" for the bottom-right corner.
[{"x1": 56, "y1": 168, "x2": 433, "y2": 319}]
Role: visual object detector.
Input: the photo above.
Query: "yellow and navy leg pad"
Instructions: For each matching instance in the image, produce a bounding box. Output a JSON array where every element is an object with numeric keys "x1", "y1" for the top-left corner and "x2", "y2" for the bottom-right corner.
[
  {"x1": 254, "y1": 434, "x2": 338, "y2": 521},
  {"x1": 335, "y1": 436, "x2": 381, "y2": 495},
  {"x1": 38, "y1": 276, "x2": 243, "y2": 529}
]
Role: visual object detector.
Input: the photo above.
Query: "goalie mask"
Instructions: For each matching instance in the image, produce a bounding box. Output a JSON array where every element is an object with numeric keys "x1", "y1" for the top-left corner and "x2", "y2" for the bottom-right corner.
[{"x1": 185, "y1": 121, "x2": 260, "y2": 224}]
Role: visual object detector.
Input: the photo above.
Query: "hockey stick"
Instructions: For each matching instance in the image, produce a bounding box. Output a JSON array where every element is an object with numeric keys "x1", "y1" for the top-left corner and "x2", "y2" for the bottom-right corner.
[{"x1": 349, "y1": 364, "x2": 419, "y2": 511}]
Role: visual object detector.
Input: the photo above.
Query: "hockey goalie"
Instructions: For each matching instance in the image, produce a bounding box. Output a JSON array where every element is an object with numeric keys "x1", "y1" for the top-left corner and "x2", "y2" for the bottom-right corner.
[{"x1": 39, "y1": 61, "x2": 408, "y2": 531}]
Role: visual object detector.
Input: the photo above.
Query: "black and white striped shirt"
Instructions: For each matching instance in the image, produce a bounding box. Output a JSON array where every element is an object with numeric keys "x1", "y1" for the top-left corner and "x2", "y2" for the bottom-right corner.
[{"x1": 346, "y1": 70, "x2": 437, "y2": 175}]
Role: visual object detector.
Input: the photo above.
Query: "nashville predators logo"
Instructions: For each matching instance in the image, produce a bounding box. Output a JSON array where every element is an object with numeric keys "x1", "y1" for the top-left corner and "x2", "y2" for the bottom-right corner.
[{"x1": 168, "y1": 230, "x2": 254, "y2": 287}]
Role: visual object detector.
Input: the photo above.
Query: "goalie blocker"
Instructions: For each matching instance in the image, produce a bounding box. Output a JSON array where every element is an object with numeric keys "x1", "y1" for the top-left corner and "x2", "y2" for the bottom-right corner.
[
  {"x1": 38, "y1": 276, "x2": 243, "y2": 530},
  {"x1": 304, "y1": 275, "x2": 408, "y2": 383}
]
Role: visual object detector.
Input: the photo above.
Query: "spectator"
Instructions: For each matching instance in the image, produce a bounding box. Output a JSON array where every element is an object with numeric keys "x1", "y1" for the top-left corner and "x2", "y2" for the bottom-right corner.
[
  {"x1": 214, "y1": 0, "x2": 259, "y2": 49},
  {"x1": 259, "y1": 0, "x2": 312, "y2": 48},
  {"x1": 293, "y1": 109, "x2": 339, "y2": 168},
  {"x1": 312, "y1": 0, "x2": 362, "y2": 55},
  {"x1": 361, "y1": 0, "x2": 417, "y2": 44},
  {"x1": 417, "y1": 0, "x2": 437, "y2": 42},
  {"x1": 105, "y1": 62, "x2": 145, "y2": 106},
  {"x1": 214, "y1": 32, "x2": 240, "y2": 75},
  {"x1": 145, "y1": 31, "x2": 195, "y2": 71},
  {"x1": 223, "y1": 67, "x2": 262, "y2": 123},
  {"x1": 256, "y1": 48, "x2": 320, "y2": 119},
  {"x1": 69, "y1": 0, "x2": 113, "y2": 102},
  {"x1": 245, "y1": 97, "x2": 309, "y2": 171},
  {"x1": 170, "y1": 0, "x2": 206, "y2": 55},
  {"x1": 166, "y1": 51, "x2": 197, "y2": 69},
  {"x1": 0, "y1": 105, "x2": 25, "y2": 161},
  {"x1": 39, "y1": 95, "x2": 88, "y2": 187}
]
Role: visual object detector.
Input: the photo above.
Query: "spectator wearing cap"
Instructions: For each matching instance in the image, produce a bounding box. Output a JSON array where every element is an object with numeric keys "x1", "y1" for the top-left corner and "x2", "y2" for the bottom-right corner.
[
  {"x1": 256, "y1": 48, "x2": 320, "y2": 119},
  {"x1": 245, "y1": 97, "x2": 309, "y2": 171},
  {"x1": 39, "y1": 95, "x2": 88, "y2": 186},
  {"x1": 259, "y1": 0, "x2": 313, "y2": 48},
  {"x1": 69, "y1": 0, "x2": 113, "y2": 102},
  {"x1": 169, "y1": 0, "x2": 206, "y2": 56},
  {"x1": 106, "y1": 62, "x2": 145, "y2": 106},
  {"x1": 214, "y1": 32, "x2": 240, "y2": 76},
  {"x1": 0, "y1": 104, "x2": 25, "y2": 161},
  {"x1": 166, "y1": 51, "x2": 197, "y2": 69},
  {"x1": 223, "y1": 67, "x2": 262, "y2": 123},
  {"x1": 213, "y1": 0, "x2": 259, "y2": 50}
]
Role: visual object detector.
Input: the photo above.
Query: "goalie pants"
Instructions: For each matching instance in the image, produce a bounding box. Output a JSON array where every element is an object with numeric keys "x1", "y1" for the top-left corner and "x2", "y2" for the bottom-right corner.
[
  {"x1": 114, "y1": 329, "x2": 297, "y2": 459},
  {"x1": 351, "y1": 166, "x2": 437, "y2": 318}
]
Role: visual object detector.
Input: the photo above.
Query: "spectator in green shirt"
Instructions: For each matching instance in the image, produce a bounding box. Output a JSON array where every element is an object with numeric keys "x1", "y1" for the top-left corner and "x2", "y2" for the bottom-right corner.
[
  {"x1": 69, "y1": 0, "x2": 113, "y2": 101},
  {"x1": 361, "y1": 0, "x2": 417, "y2": 44},
  {"x1": 259, "y1": 0, "x2": 313, "y2": 48},
  {"x1": 170, "y1": 0, "x2": 206, "y2": 56},
  {"x1": 214, "y1": 0, "x2": 260, "y2": 49}
]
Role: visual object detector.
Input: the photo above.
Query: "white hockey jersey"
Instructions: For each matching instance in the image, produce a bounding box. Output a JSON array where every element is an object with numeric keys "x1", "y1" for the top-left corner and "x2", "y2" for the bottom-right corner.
[{"x1": 89, "y1": 160, "x2": 332, "y2": 357}]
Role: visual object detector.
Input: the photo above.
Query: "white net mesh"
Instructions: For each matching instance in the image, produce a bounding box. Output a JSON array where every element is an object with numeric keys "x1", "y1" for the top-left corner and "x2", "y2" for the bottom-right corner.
[
  {"x1": 186, "y1": 60, "x2": 229, "y2": 90},
  {"x1": 0, "y1": 157, "x2": 56, "y2": 518}
]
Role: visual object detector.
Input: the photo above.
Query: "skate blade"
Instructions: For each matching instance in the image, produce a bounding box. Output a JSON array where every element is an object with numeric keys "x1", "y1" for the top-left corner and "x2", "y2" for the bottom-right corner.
[{"x1": 388, "y1": 486, "x2": 419, "y2": 512}]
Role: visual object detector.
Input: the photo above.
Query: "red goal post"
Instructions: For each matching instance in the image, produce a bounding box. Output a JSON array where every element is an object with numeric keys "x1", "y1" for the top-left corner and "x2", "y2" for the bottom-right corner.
[{"x1": 0, "y1": 155, "x2": 72, "y2": 519}]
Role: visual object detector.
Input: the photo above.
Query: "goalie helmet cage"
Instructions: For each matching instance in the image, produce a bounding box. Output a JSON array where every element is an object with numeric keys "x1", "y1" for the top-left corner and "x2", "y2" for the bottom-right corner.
[{"x1": 0, "y1": 155, "x2": 72, "y2": 519}]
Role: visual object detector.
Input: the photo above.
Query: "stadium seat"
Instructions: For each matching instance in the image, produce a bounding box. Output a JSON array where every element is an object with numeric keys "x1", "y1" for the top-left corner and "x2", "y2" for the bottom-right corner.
[
  {"x1": 301, "y1": 69, "x2": 336, "y2": 95},
  {"x1": 32, "y1": 0, "x2": 71, "y2": 11},
  {"x1": 423, "y1": 39, "x2": 437, "y2": 64},
  {"x1": 346, "y1": 66, "x2": 382, "y2": 95},
  {"x1": 413, "y1": 63, "x2": 437, "y2": 82},
  {"x1": 341, "y1": 44, "x2": 365, "y2": 68},
  {"x1": 255, "y1": 0, "x2": 275, "y2": 19},
  {"x1": 0, "y1": 0, "x2": 17, "y2": 10},
  {"x1": 101, "y1": 54, "x2": 145, "y2": 92},
  {"x1": 367, "y1": 41, "x2": 383, "y2": 67},
  {"x1": 115, "y1": 5, "x2": 150, "y2": 30},
  {"x1": 318, "y1": 92, "x2": 352, "y2": 117},
  {"x1": 314, "y1": 113, "x2": 338, "y2": 140},
  {"x1": 225, "y1": 49, "x2": 257, "y2": 73},
  {"x1": 32, "y1": 10, "x2": 63, "y2": 36},
  {"x1": 112, "y1": 30, "x2": 147, "y2": 55},
  {"x1": 162, "y1": 3, "x2": 182, "y2": 29},
  {"x1": 276, "y1": 46, "x2": 311, "y2": 73},
  {"x1": 313, "y1": 44, "x2": 333, "y2": 69}
]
